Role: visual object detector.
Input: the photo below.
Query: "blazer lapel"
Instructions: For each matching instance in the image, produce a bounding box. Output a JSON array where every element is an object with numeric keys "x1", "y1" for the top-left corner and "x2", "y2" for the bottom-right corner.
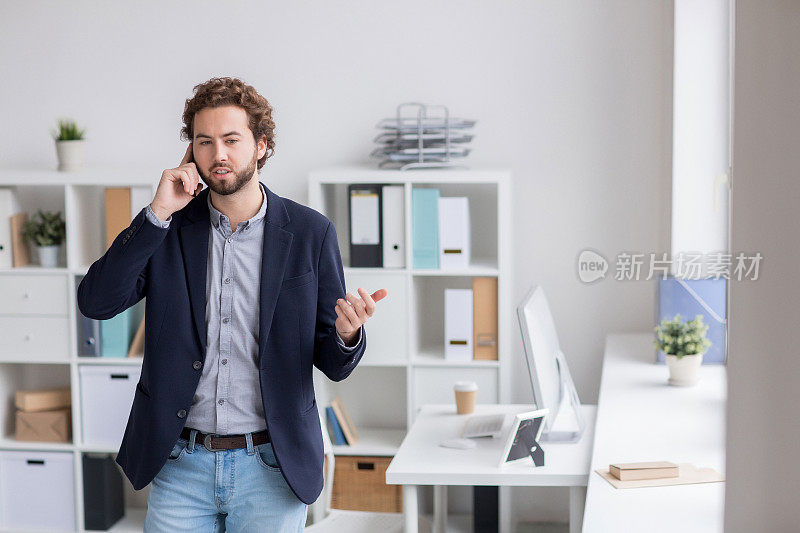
[
  {"x1": 178, "y1": 190, "x2": 211, "y2": 355},
  {"x1": 258, "y1": 184, "x2": 293, "y2": 367},
  {"x1": 177, "y1": 183, "x2": 293, "y2": 365}
]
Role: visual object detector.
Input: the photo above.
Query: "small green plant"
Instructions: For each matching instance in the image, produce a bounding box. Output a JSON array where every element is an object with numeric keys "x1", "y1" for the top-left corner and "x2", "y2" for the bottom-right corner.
[
  {"x1": 52, "y1": 119, "x2": 85, "y2": 141},
  {"x1": 654, "y1": 313, "x2": 712, "y2": 358},
  {"x1": 21, "y1": 210, "x2": 66, "y2": 246}
]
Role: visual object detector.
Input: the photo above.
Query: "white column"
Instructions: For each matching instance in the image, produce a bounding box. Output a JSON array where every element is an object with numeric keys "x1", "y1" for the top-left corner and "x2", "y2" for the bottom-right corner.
[
  {"x1": 433, "y1": 485, "x2": 447, "y2": 533},
  {"x1": 403, "y1": 485, "x2": 418, "y2": 533},
  {"x1": 569, "y1": 486, "x2": 587, "y2": 533},
  {"x1": 671, "y1": 0, "x2": 731, "y2": 276}
]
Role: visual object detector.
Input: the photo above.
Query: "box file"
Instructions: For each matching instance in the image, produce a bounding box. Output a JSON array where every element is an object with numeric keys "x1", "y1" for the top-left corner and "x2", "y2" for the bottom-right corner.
[
  {"x1": 349, "y1": 184, "x2": 382, "y2": 267},
  {"x1": 438, "y1": 197, "x2": 470, "y2": 270},
  {"x1": 381, "y1": 185, "x2": 405, "y2": 268},
  {"x1": 100, "y1": 307, "x2": 130, "y2": 357},
  {"x1": 412, "y1": 188, "x2": 439, "y2": 269},
  {"x1": 473, "y1": 277, "x2": 498, "y2": 360},
  {"x1": 445, "y1": 288, "x2": 473, "y2": 361}
]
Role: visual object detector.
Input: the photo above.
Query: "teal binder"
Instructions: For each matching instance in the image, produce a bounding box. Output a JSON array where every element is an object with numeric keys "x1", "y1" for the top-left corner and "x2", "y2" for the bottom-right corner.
[
  {"x1": 412, "y1": 188, "x2": 440, "y2": 269},
  {"x1": 100, "y1": 308, "x2": 130, "y2": 358}
]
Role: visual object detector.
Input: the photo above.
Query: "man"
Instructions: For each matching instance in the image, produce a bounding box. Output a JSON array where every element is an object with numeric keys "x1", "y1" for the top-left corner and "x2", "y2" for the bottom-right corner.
[{"x1": 77, "y1": 77, "x2": 386, "y2": 532}]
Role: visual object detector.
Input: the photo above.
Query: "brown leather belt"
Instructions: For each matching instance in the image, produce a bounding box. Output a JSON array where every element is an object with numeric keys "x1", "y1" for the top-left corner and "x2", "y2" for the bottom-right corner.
[{"x1": 180, "y1": 427, "x2": 270, "y2": 452}]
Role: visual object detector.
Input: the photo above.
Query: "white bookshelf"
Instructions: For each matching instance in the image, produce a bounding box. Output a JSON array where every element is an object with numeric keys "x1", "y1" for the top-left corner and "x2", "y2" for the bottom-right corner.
[
  {"x1": 308, "y1": 166, "x2": 513, "y2": 458},
  {"x1": 0, "y1": 168, "x2": 158, "y2": 532}
]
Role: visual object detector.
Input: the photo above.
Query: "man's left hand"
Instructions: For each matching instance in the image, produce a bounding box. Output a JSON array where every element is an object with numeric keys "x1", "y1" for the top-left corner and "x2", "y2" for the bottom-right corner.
[{"x1": 335, "y1": 287, "x2": 388, "y2": 346}]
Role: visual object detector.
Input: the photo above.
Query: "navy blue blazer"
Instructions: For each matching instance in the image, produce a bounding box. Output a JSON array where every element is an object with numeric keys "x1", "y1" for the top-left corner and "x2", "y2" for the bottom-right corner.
[{"x1": 77, "y1": 183, "x2": 366, "y2": 505}]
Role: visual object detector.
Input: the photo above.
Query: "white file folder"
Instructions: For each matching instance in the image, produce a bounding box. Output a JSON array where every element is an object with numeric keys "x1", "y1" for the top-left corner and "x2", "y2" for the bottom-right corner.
[
  {"x1": 0, "y1": 188, "x2": 21, "y2": 269},
  {"x1": 438, "y1": 197, "x2": 470, "y2": 270},
  {"x1": 445, "y1": 288, "x2": 473, "y2": 361},
  {"x1": 382, "y1": 185, "x2": 405, "y2": 268}
]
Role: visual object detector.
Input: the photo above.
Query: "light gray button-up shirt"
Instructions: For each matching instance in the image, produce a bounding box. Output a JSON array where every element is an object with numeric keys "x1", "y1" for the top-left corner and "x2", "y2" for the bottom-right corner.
[{"x1": 144, "y1": 182, "x2": 361, "y2": 435}]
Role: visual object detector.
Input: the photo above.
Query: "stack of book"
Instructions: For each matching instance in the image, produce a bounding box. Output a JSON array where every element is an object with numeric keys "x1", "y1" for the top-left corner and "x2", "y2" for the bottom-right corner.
[{"x1": 325, "y1": 397, "x2": 359, "y2": 446}]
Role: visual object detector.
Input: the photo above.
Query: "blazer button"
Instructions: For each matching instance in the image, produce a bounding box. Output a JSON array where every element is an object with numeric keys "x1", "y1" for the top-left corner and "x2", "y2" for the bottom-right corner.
[
  {"x1": 177, "y1": 409, "x2": 187, "y2": 418},
  {"x1": 192, "y1": 360, "x2": 202, "y2": 370}
]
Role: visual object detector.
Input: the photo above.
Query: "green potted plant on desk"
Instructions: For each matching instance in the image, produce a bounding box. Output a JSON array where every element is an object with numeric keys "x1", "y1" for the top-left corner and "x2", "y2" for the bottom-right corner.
[
  {"x1": 654, "y1": 313, "x2": 712, "y2": 387},
  {"x1": 21, "y1": 210, "x2": 66, "y2": 268},
  {"x1": 52, "y1": 118, "x2": 86, "y2": 171}
]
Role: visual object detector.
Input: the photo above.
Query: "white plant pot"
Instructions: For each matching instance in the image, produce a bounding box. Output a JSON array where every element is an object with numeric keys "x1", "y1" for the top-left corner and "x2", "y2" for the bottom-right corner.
[
  {"x1": 36, "y1": 244, "x2": 60, "y2": 268},
  {"x1": 55, "y1": 139, "x2": 85, "y2": 171},
  {"x1": 665, "y1": 352, "x2": 704, "y2": 386}
]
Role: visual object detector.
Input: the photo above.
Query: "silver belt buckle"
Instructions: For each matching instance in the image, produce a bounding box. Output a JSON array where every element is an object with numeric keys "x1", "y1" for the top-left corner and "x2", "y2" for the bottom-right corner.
[{"x1": 203, "y1": 434, "x2": 224, "y2": 452}]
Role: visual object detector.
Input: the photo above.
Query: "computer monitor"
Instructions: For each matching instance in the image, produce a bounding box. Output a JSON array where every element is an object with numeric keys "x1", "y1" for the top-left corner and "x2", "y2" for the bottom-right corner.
[{"x1": 516, "y1": 285, "x2": 585, "y2": 443}]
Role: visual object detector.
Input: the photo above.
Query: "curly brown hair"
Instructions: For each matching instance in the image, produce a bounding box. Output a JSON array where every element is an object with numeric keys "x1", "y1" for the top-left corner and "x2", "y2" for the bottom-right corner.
[{"x1": 180, "y1": 77, "x2": 276, "y2": 170}]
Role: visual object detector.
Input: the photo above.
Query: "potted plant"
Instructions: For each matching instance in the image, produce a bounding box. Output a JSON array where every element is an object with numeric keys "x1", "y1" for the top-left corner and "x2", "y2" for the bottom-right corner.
[
  {"x1": 654, "y1": 314, "x2": 712, "y2": 386},
  {"x1": 21, "y1": 210, "x2": 66, "y2": 268},
  {"x1": 52, "y1": 118, "x2": 86, "y2": 171}
]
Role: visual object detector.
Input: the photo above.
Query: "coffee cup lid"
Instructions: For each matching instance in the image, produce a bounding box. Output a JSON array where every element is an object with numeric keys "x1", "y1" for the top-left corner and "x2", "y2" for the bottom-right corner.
[{"x1": 454, "y1": 381, "x2": 478, "y2": 392}]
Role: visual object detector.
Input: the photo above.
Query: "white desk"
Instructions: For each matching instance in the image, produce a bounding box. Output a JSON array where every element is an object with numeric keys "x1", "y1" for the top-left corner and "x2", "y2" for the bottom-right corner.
[
  {"x1": 582, "y1": 334, "x2": 726, "y2": 532},
  {"x1": 386, "y1": 403, "x2": 596, "y2": 533}
]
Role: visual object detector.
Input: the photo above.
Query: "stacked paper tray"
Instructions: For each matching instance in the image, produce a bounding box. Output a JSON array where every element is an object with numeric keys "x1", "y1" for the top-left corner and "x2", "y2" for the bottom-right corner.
[{"x1": 372, "y1": 103, "x2": 476, "y2": 169}]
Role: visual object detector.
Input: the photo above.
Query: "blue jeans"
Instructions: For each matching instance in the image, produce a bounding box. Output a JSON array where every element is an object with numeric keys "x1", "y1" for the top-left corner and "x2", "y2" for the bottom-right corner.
[{"x1": 144, "y1": 429, "x2": 308, "y2": 532}]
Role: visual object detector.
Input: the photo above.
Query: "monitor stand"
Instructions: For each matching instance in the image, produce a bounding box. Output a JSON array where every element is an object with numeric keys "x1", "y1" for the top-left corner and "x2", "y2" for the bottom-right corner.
[{"x1": 541, "y1": 349, "x2": 586, "y2": 444}]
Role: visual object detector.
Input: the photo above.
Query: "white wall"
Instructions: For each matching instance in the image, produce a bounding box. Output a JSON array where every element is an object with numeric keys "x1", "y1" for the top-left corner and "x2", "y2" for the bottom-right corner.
[
  {"x1": 726, "y1": 1, "x2": 800, "y2": 530},
  {"x1": 0, "y1": 0, "x2": 672, "y2": 525}
]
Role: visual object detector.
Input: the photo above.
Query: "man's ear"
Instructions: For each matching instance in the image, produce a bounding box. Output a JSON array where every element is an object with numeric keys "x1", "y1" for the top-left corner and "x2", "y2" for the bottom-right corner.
[{"x1": 258, "y1": 134, "x2": 268, "y2": 159}]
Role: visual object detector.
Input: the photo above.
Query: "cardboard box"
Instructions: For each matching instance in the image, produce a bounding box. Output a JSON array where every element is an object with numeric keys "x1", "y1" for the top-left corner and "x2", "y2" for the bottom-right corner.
[
  {"x1": 15, "y1": 386, "x2": 71, "y2": 412},
  {"x1": 16, "y1": 408, "x2": 72, "y2": 442}
]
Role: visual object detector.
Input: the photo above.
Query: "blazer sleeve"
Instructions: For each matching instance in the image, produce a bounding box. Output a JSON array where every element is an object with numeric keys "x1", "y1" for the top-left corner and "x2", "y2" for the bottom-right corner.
[
  {"x1": 77, "y1": 206, "x2": 170, "y2": 320},
  {"x1": 313, "y1": 220, "x2": 367, "y2": 382}
]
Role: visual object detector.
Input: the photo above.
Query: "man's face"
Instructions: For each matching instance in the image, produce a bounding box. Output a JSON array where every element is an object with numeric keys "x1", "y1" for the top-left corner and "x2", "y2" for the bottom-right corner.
[{"x1": 192, "y1": 105, "x2": 266, "y2": 196}]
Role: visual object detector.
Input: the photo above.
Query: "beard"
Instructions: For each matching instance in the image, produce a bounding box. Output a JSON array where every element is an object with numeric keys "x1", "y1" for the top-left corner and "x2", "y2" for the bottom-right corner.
[{"x1": 199, "y1": 149, "x2": 258, "y2": 196}]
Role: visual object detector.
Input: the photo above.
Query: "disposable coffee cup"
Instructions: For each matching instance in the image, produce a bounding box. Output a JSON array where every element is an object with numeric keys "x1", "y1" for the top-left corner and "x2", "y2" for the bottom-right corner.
[{"x1": 454, "y1": 381, "x2": 478, "y2": 414}]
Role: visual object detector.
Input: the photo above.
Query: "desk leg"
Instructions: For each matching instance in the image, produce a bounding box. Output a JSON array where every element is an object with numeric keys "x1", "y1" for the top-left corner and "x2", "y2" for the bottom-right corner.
[
  {"x1": 433, "y1": 485, "x2": 447, "y2": 533},
  {"x1": 403, "y1": 485, "x2": 418, "y2": 533},
  {"x1": 569, "y1": 486, "x2": 586, "y2": 533}
]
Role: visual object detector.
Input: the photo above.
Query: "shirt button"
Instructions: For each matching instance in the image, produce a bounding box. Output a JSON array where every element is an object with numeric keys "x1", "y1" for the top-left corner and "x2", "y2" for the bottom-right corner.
[
  {"x1": 222, "y1": 359, "x2": 228, "y2": 365},
  {"x1": 222, "y1": 317, "x2": 230, "y2": 324},
  {"x1": 227, "y1": 237, "x2": 232, "y2": 243},
  {"x1": 192, "y1": 360, "x2": 202, "y2": 370},
  {"x1": 177, "y1": 409, "x2": 187, "y2": 418},
  {"x1": 218, "y1": 399, "x2": 225, "y2": 405},
  {"x1": 224, "y1": 278, "x2": 231, "y2": 284}
]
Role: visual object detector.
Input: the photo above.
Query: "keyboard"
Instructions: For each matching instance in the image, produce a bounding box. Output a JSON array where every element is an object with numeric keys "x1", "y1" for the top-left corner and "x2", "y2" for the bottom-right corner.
[{"x1": 461, "y1": 414, "x2": 506, "y2": 438}]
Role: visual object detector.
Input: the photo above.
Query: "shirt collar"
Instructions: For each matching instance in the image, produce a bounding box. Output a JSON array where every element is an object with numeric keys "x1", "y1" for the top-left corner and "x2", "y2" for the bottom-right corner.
[{"x1": 207, "y1": 182, "x2": 268, "y2": 230}]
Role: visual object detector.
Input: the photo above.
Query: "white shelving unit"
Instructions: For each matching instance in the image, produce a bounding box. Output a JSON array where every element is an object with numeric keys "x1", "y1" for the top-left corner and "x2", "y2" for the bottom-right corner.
[
  {"x1": 308, "y1": 166, "x2": 513, "y2": 459},
  {"x1": 0, "y1": 168, "x2": 159, "y2": 532}
]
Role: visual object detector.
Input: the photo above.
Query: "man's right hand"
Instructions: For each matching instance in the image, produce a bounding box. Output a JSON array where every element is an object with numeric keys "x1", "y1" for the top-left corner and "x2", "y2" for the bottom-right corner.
[{"x1": 150, "y1": 143, "x2": 204, "y2": 221}]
